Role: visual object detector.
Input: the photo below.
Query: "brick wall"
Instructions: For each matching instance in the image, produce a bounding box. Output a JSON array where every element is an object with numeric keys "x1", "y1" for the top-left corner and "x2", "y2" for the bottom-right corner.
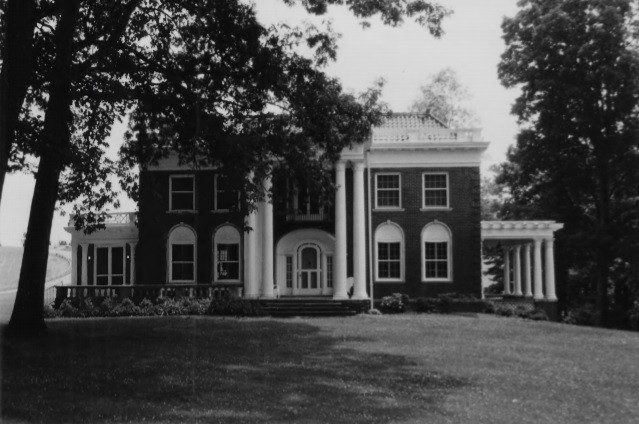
[
  {"x1": 370, "y1": 167, "x2": 482, "y2": 299},
  {"x1": 137, "y1": 170, "x2": 244, "y2": 285}
]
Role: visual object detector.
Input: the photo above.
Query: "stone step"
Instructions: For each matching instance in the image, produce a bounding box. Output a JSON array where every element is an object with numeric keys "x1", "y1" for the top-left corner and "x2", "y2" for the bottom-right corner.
[{"x1": 258, "y1": 298, "x2": 365, "y2": 317}]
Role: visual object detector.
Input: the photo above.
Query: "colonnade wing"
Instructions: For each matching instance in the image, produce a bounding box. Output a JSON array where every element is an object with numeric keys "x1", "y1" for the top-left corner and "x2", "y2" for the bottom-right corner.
[{"x1": 481, "y1": 221, "x2": 564, "y2": 302}]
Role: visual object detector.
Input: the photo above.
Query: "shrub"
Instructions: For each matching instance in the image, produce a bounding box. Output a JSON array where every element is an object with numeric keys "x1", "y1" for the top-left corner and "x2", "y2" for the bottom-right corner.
[
  {"x1": 562, "y1": 304, "x2": 599, "y2": 326},
  {"x1": 99, "y1": 297, "x2": 117, "y2": 316},
  {"x1": 111, "y1": 298, "x2": 141, "y2": 317},
  {"x1": 379, "y1": 293, "x2": 409, "y2": 314},
  {"x1": 58, "y1": 299, "x2": 79, "y2": 317},
  {"x1": 525, "y1": 309, "x2": 549, "y2": 321},
  {"x1": 162, "y1": 298, "x2": 185, "y2": 316},
  {"x1": 43, "y1": 303, "x2": 60, "y2": 318},
  {"x1": 77, "y1": 297, "x2": 98, "y2": 318},
  {"x1": 413, "y1": 297, "x2": 443, "y2": 313},
  {"x1": 494, "y1": 304, "x2": 516, "y2": 317},
  {"x1": 138, "y1": 298, "x2": 156, "y2": 315},
  {"x1": 626, "y1": 301, "x2": 639, "y2": 331}
]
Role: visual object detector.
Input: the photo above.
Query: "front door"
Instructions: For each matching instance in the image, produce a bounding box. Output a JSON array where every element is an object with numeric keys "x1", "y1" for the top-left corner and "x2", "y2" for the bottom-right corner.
[
  {"x1": 296, "y1": 244, "x2": 322, "y2": 295},
  {"x1": 95, "y1": 246, "x2": 125, "y2": 285}
]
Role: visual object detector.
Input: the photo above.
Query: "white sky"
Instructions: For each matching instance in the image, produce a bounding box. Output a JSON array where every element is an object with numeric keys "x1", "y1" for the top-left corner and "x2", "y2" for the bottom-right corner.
[{"x1": 0, "y1": 0, "x2": 520, "y2": 247}]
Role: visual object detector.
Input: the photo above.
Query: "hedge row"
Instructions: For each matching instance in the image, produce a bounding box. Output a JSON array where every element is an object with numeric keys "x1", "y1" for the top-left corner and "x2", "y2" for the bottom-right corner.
[
  {"x1": 377, "y1": 292, "x2": 549, "y2": 321},
  {"x1": 44, "y1": 296, "x2": 263, "y2": 318}
]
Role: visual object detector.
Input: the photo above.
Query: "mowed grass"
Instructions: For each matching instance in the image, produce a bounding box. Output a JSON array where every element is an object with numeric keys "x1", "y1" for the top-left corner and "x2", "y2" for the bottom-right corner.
[
  {"x1": 0, "y1": 247, "x2": 70, "y2": 291},
  {"x1": 2, "y1": 314, "x2": 639, "y2": 424}
]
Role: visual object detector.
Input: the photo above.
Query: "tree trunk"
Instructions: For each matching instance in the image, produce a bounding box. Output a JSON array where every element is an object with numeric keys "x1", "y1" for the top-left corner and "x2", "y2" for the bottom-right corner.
[
  {"x1": 0, "y1": 0, "x2": 36, "y2": 204},
  {"x1": 6, "y1": 0, "x2": 79, "y2": 337}
]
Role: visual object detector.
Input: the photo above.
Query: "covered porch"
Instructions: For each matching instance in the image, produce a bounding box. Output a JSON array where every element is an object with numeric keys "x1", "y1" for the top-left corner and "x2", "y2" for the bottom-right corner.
[{"x1": 481, "y1": 221, "x2": 564, "y2": 304}]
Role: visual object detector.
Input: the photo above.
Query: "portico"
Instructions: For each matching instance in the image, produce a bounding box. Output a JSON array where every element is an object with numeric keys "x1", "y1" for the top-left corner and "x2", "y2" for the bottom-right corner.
[
  {"x1": 243, "y1": 156, "x2": 369, "y2": 300},
  {"x1": 481, "y1": 221, "x2": 564, "y2": 301}
]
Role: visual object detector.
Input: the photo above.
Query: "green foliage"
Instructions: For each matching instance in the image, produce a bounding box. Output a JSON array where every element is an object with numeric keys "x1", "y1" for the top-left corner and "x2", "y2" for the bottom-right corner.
[
  {"x1": 410, "y1": 67, "x2": 479, "y2": 127},
  {"x1": 628, "y1": 303, "x2": 639, "y2": 331},
  {"x1": 412, "y1": 294, "x2": 493, "y2": 314},
  {"x1": 379, "y1": 293, "x2": 409, "y2": 314},
  {"x1": 496, "y1": 0, "x2": 639, "y2": 325},
  {"x1": 562, "y1": 304, "x2": 600, "y2": 327}
]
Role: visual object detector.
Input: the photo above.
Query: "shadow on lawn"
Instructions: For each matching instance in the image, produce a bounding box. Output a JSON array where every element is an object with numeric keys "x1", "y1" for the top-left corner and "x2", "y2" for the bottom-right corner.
[{"x1": 1, "y1": 317, "x2": 466, "y2": 423}]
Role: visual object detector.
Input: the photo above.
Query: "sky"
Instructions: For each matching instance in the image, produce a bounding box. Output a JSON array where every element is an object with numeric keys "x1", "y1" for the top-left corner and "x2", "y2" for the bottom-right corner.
[{"x1": 0, "y1": 0, "x2": 521, "y2": 247}]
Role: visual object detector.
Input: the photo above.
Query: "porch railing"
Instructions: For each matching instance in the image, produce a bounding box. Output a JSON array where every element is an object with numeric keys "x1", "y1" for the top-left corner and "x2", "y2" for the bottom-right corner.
[{"x1": 54, "y1": 283, "x2": 242, "y2": 305}]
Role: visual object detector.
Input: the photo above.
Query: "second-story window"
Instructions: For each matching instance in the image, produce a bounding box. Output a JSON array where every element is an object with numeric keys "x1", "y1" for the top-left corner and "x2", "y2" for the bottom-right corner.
[
  {"x1": 214, "y1": 174, "x2": 236, "y2": 211},
  {"x1": 423, "y1": 173, "x2": 449, "y2": 208},
  {"x1": 375, "y1": 173, "x2": 401, "y2": 208},
  {"x1": 170, "y1": 175, "x2": 194, "y2": 211}
]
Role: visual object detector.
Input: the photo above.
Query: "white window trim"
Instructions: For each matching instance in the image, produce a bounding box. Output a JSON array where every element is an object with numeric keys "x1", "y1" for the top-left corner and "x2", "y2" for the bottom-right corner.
[
  {"x1": 93, "y1": 244, "x2": 126, "y2": 286},
  {"x1": 167, "y1": 224, "x2": 197, "y2": 283},
  {"x1": 374, "y1": 222, "x2": 404, "y2": 282},
  {"x1": 421, "y1": 172, "x2": 450, "y2": 210},
  {"x1": 374, "y1": 173, "x2": 402, "y2": 210},
  {"x1": 421, "y1": 222, "x2": 453, "y2": 283},
  {"x1": 169, "y1": 174, "x2": 196, "y2": 212},
  {"x1": 213, "y1": 225, "x2": 241, "y2": 283}
]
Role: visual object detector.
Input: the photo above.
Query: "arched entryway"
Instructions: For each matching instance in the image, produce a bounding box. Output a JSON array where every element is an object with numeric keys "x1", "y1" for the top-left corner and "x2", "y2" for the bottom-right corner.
[{"x1": 276, "y1": 229, "x2": 335, "y2": 296}]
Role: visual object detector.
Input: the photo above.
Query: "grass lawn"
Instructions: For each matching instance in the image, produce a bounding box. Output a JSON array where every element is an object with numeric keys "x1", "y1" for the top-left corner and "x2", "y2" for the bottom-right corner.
[
  {"x1": 0, "y1": 247, "x2": 70, "y2": 291},
  {"x1": 2, "y1": 314, "x2": 639, "y2": 423}
]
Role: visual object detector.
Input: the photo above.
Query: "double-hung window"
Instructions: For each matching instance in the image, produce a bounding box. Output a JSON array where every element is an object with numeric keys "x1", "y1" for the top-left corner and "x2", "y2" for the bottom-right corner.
[
  {"x1": 374, "y1": 222, "x2": 404, "y2": 281},
  {"x1": 213, "y1": 225, "x2": 241, "y2": 282},
  {"x1": 422, "y1": 173, "x2": 449, "y2": 208},
  {"x1": 170, "y1": 175, "x2": 195, "y2": 211},
  {"x1": 168, "y1": 225, "x2": 196, "y2": 282},
  {"x1": 376, "y1": 174, "x2": 401, "y2": 209},
  {"x1": 421, "y1": 222, "x2": 452, "y2": 281},
  {"x1": 214, "y1": 174, "x2": 236, "y2": 211}
]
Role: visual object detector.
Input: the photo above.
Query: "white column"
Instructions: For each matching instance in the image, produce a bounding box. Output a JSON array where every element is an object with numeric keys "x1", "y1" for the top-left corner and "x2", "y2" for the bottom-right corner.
[
  {"x1": 71, "y1": 243, "x2": 78, "y2": 285},
  {"x1": 129, "y1": 242, "x2": 137, "y2": 285},
  {"x1": 523, "y1": 243, "x2": 532, "y2": 297},
  {"x1": 244, "y1": 178, "x2": 260, "y2": 298},
  {"x1": 533, "y1": 238, "x2": 544, "y2": 300},
  {"x1": 513, "y1": 245, "x2": 522, "y2": 296},
  {"x1": 261, "y1": 176, "x2": 274, "y2": 299},
  {"x1": 333, "y1": 161, "x2": 348, "y2": 300},
  {"x1": 503, "y1": 247, "x2": 511, "y2": 295},
  {"x1": 544, "y1": 238, "x2": 558, "y2": 301},
  {"x1": 80, "y1": 243, "x2": 89, "y2": 286},
  {"x1": 352, "y1": 161, "x2": 368, "y2": 299}
]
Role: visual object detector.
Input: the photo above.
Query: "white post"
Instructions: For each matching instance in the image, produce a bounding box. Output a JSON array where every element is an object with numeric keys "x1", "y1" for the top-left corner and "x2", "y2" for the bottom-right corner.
[
  {"x1": 533, "y1": 238, "x2": 544, "y2": 300},
  {"x1": 81, "y1": 243, "x2": 89, "y2": 286},
  {"x1": 544, "y1": 238, "x2": 558, "y2": 301},
  {"x1": 261, "y1": 175, "x2": 274, "y2": 299},
  {"x1": 129, "y1": 242, "x2": 137, "y2": 285},
  {"x1": 523, "y1": 243, "x2": 532, "y2": 297},
  {"x1": 333, "y1": 161, "x2": 348, "y2": 300},
  {"x1": 503, "y1": 247, "x2": 511, "y2": 295},
  {"x1": 244, "y1": 174, "x2": 260, "y2": 299},
  {"x1": 513, "y1": 245, "x2": 522, "y2": 296},
  {"x1": 352, "y1": 161, "x2": 368, "y2": 299},
  {"x1": 71, "y1": 243, "x2": 78, "y2": 285}
]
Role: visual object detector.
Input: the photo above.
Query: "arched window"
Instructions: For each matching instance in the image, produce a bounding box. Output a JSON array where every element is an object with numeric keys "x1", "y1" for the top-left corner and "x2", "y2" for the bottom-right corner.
[
  {"x1": 374, "y1": 222, "x2": 404, "y2": 281},
  {"x1": 421, "y1": 222, "x2": 452, "y2": 282},
  {"x1": 213, "y1": 225, "x2": 241, "y2": 282},
  {"x1": 168, "y1": 225, "x2": 196, "y2": 283}
]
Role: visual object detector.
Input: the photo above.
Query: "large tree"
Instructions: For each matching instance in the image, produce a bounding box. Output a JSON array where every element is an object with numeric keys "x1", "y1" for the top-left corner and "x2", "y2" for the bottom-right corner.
[
  {"x1": 3, "y1": 0, "x2": 450, "y2": 335},
  {"x1": 496, "y1": 0, "x2": 639, "y2": 325},
  {"x1": 410, "y1": 67, "x2": 479, "y2": 127},
  {"x1": 0, "y1": 0, "x2": 37, "y2": 204}
]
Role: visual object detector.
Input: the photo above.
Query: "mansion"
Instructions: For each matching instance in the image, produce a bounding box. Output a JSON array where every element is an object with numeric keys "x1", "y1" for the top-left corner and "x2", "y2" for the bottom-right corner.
[{"x1": 65, "y1": 113, "x2": 563, "y2": 306}]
